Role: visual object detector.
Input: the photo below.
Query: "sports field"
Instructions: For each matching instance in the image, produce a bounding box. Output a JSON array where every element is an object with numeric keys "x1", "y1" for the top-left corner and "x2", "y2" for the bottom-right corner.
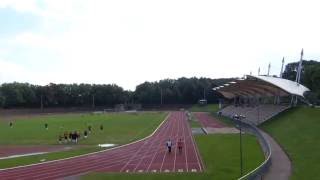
[
  {"x1": 0, "y1": 110, "x2": 264, "y2": 179},
  {"x1": 261, "y1": 107, "x2": 320, "y2": 180},
  {"x1": 0, "y1": 112, "x2": 166, "y2": 168},
  {"x1": 0, "y1": 112, "x2": 166, "y2": 145}
]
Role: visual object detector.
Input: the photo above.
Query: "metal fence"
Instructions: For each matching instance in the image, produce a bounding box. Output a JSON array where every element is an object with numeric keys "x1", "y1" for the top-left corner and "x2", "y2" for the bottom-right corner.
[{"x1": 232, "y1": 120, "x2": 272, "y2": 180}]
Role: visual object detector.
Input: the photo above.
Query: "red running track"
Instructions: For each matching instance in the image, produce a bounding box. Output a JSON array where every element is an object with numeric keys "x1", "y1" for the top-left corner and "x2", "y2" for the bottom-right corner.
[
  {"x1": 194, "y1": 112, "x2": 226, "y2": 128},
  {"x1": 0, "y1": 111, "x2": 204, "y2": 180}
]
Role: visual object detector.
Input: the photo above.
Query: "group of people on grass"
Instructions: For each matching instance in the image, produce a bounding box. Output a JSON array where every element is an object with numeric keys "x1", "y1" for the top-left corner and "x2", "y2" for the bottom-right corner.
[
  {"x1": 58, "y1": 131, "x2": 81, "y2": 144},
  {"x1": 57, "y1": 124, "x2": 104, "y2": 144},
  {"x1": 166, "y1": 138, "x2": 184, "y2": 154}
]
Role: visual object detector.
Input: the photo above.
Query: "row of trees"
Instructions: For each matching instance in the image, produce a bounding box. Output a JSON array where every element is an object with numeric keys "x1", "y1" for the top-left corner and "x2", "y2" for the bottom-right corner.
[
  {"x1": 0, "y1": 83, "x2": 130, "y2": 108},
  {"x1": 0, "y1": 78, "x2": 232, "y2": 108},
  {"x1": 282, "y1": 60, "x2": 320, "y2": 104},
  {"x1": 134, "y1": 77, "x2": 232, "y2": 104},
  {"x1": 0, "y1": 59, "x2": 318, "y2": 108}
]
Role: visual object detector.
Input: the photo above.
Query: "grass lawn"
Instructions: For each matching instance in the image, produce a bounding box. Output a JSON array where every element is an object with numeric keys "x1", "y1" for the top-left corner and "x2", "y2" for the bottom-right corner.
[
  {"x1": 0, "y1": 146, "x2": 102, "y2": 169},
  {"x1": 0, "y1": 112, "x2": 167, "y2": 145},
  {"x1": 189, "y1": 104, "x2": 219, "y2": 113},
  {"x1": 83, "y1": 134, "x2": 264, "y2": 180},
  {"x1": 260, "y1": 107, "x2": 320, "y2": 180},
  {"x1": 0, "y1": 112, "x2": 166, "y2": 168}
]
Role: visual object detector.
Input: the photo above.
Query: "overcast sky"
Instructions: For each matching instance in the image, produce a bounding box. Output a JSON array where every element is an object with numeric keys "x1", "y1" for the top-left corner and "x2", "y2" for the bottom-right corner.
[{"x1": 0, "y1": 0, "x2": 319, "y2": 90}]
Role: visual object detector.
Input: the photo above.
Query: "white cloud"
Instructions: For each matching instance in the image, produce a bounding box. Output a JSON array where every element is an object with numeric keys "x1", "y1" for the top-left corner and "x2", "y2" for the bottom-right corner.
[{"x1": 1, "y1": 0, "x2": 320, "y2": 89}]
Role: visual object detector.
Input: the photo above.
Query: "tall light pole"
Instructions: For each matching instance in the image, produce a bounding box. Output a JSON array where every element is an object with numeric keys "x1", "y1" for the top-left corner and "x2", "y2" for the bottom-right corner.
[
  {"x1": 92, "y1": 94, "x2": 95, "y2": 109},
  {"x1": 160, "y1": 88, "x2": 163, "y2": 105},
  {"x1": 294, "y1": 49, "x2": 304, "y2": 105},
  {"x1": 280, "y1": 57, "x2": 285, "y2": 78},
  {"x1": 296, "y1": 48, "x2": 304, "y2": 84},
  {"x1": 40, "y1": 94, "x2": 43, "y2": 112},
  {"x1": 239, "y1": 114, "x2": 244, "y2": 176}
]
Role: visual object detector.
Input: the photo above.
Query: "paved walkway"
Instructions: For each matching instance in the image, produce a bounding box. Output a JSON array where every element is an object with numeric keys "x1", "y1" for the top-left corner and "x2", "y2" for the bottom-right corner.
[{"x1": 261, "y1": 130, "x2": 292, "y2": 180}]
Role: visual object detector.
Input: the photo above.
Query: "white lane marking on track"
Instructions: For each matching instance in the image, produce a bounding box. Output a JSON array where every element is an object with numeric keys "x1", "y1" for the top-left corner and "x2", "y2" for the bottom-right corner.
[
  {"x1": 0, "y1": 113, "x2": 171, "y2": 172},
  {"x1": 133, "y1": 119, "x2": 170, "y2": 172},
  {"x1": 188, "y1": 112, "x2": 203, "y2": 172},
  {"x1": 182, "y1": 112, "x2": 189, "y2": 172},
  {"x1": 173, "y1": 112, "x2": 181, "y2": 172},
  {"x1": 160, "y1": 115, "x2": 176, "y2": 172},
  {"x1": 0, "y1": 114, "x2": 172, "y2": 180},
  {"x1": 146, "y1": 115, "x2": 173, "y2": 172}
]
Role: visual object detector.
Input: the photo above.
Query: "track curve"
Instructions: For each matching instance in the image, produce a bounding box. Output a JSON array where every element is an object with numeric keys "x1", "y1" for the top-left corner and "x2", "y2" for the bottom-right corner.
[{"x1": 0, "y1": 111, "x2": 204, "y2": 180}]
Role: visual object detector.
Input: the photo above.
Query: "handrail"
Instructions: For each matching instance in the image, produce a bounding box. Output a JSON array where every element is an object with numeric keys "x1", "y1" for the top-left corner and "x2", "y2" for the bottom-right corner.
[{"x1": 236, "y1": 121, "x2": 272, "y2": 180}]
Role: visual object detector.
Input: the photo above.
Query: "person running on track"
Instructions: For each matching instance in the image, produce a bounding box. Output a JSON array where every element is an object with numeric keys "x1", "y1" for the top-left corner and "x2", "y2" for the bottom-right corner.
[
  {"x1": 178, "y1": 138, "x2": 183, "y2": 154},
  {"x1": 166, "y1": 139, "x2": 173, "y2": 153}
]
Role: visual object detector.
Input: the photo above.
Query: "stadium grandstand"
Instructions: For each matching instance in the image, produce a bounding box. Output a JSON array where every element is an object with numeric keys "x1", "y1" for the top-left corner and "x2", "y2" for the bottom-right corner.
[{"x1": 214, "y1": 74, "x2": 310, "y2": 125}]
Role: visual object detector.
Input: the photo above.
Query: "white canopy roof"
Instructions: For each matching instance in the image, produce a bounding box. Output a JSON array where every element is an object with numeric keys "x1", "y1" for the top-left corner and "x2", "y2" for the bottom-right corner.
[{"x1": 214, "y1": 75, "x2": 310, "y2": 99}]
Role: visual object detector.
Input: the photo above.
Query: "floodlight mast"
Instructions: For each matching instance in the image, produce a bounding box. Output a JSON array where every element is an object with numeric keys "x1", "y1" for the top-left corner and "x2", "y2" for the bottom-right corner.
[
  {"x1": 160, "y1": 88, "x2": 163, "y2": 105},
  {"x1": 280, "y1": 57, "x2": 285, "y2": 78},
  {"x1": 296, "y1": 49, "x2": 304, "y2": 84},
  {"x1": 293, "y1": 49, "x2": 304, "y2": 106},
  {"x1": 40, "y1": 94, "x2": 44, "y2": 112}
]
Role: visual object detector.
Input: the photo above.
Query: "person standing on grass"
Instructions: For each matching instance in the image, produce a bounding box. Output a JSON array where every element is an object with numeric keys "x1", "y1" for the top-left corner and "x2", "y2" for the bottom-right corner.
[
  {"x1": 64, "y1": 131, "x2": 68, "y2": 143},
  {"x1": 44, "y1": 123, "x2": 48, "y2": 130},
  {"x1": 166, "y1": 139, "x2": 173, "y2": 153},
  {"x1": 58, "y1": 134, "x2": 63, "y2": 144},
  {"x1": 88, "y1": 125, "x2": 92, "y2": 133},
  {"x1": 69, "y1": 132, "x2": 72, "y2": 142},
  {"x1": 9, "y1": 121, "x2": 13, "y2": 128},
  {"x1": 178, "y1": 138, "x2": 183, "y2": 154},
  {"x1": 84, "y1": 130, "x2": 88, "y2": 138}
]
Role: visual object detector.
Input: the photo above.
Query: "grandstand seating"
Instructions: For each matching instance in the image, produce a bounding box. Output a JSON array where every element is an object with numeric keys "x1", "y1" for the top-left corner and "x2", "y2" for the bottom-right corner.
[{"x1": 219, "y1": 104, "x2": 289, "y2": 125}]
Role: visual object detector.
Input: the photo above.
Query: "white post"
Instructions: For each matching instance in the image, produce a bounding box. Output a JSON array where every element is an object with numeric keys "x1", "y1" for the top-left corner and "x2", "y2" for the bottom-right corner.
[
  {"x1": 296, "y1": 49, "x2": 303, "y2": 84},
  {"x1": 280, "y1": 57, "x2": 285, "y2": 78}
]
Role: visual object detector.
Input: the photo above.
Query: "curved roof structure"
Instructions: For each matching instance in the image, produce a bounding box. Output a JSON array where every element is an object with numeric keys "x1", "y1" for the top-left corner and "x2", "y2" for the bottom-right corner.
[{"x1": 213, "y1": 75, "x2": 310, "y2": 99}]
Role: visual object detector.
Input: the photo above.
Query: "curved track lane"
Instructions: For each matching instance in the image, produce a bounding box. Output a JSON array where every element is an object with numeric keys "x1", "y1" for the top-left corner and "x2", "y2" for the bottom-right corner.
[{"x1": 0, "y1": 111, "x2": 204, "y2": 180}]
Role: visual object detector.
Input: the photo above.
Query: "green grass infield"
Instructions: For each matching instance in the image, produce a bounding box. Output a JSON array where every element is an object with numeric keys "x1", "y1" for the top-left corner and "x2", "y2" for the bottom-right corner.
[{"x1": 261, "y1": 107, "x2": 320, "y2": 180}]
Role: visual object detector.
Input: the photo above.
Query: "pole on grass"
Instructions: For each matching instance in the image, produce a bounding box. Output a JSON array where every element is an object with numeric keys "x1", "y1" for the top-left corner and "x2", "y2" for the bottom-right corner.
[
  {"x1": 40, "y1": 94, "x2": 44, "y2": 112},
  {"x1": 92, "y1": 94, "x2": 95, "y2": 109},
  {"x1": 239, "y1": 115, "x2": 243, "y2": 177},
  {"x1": 160, "y1": 88, "x2": 163, "y2": 105},
  {"x1": 233, "y1": 114, "x2": 243, "y2": 177}
]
